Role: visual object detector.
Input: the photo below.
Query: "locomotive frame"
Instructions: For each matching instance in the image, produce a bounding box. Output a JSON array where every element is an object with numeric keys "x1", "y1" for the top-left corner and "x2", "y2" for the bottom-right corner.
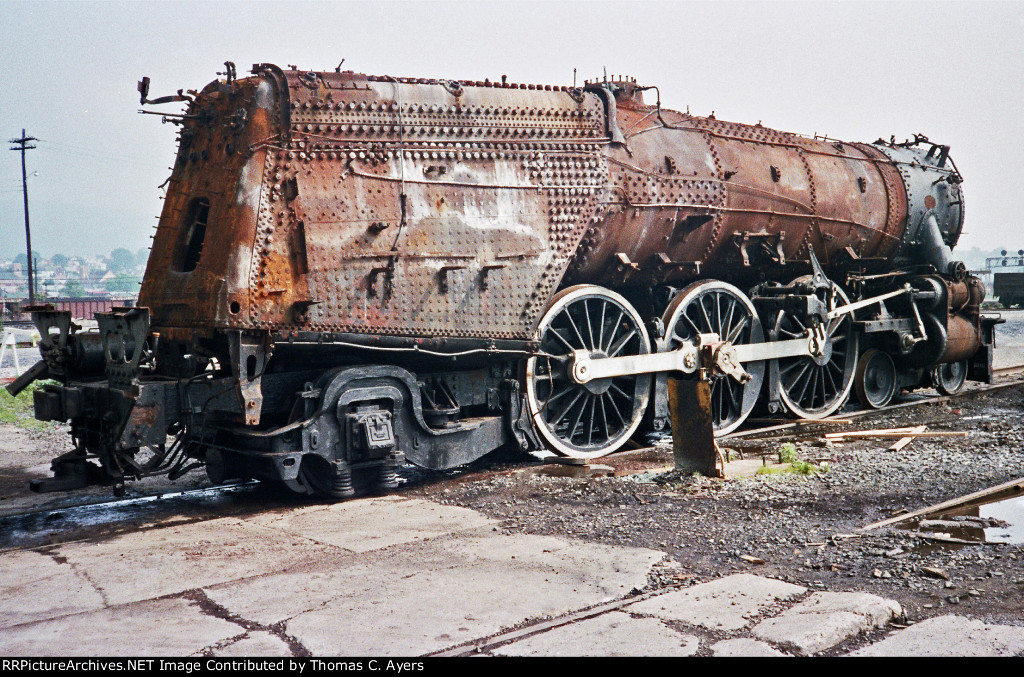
[{"x1": 9, "y1": 63, "x2": 1000, "y2": 497}]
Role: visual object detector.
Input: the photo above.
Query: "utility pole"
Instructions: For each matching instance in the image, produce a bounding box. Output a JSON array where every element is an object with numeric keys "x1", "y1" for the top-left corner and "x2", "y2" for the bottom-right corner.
[{"x1": 9, "y1": 129, "x2": 38, "y2": 306}]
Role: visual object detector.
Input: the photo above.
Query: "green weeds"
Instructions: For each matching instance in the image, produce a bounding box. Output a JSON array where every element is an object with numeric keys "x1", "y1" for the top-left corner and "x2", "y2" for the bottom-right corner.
[
  {"x1": 0, "y1": 382, "x2": 56, "y2": 431},
  {"x1": 755, "y1": 443, "x2": 828, "y2": 477}
]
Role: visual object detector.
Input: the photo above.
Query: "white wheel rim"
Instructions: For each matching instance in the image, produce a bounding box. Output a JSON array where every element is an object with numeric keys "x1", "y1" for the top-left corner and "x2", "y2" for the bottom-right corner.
[
  {"x1": 660, "y1": 280, "x2": 765, "y2": 435},
  {"x1": 525, "y1": 285, "x2": 651, "y2": 458}
]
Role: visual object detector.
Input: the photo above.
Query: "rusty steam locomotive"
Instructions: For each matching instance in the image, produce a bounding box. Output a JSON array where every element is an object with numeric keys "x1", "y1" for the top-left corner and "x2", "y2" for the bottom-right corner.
[{"x1": 10, "y1": 63, "x2": 999, "y2": 497}]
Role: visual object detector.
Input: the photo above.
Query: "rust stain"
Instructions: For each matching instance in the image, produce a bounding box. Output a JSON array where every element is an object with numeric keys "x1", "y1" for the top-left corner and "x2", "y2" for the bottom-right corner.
[{"x1": 138, "y1": 68, "x2": 963, "y2": 343}]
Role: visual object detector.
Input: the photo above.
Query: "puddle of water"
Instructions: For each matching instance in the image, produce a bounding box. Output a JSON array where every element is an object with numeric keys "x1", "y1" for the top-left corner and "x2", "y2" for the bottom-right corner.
[
  {"x1": 976, "y1": 493, "x2": 1024, "y2": 543},
  {"x1": 0, "y1": 482, "x2": 262, "y2": 550},
  {"x1": 900, "y1": 487, "x2": 1024, "y2": 546}
]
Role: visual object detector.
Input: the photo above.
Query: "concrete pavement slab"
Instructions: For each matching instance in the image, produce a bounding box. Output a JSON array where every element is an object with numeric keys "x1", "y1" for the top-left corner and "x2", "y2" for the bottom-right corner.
[
  {"x1": 0, "y1": 550, "x2": 105, "y2": 628},
  {"x1": 752, "y1": 591, "x2": 902, "y2": 655},
  {"x1": 0, "y1": 597, "x2": 241, "y2": 656},
  {"x1": 54, "y1": 517, "x2": 324, "y2": 606},
  {"x1": 203, "y1": 558, "x2": 403, "y2": 627},
  {"x1": 626, "y1": 573, "x2": 806, "y2": 631},
  {"x1": 205, "y1": 530, "x2": 664, "y2": 628},
  {"x1": 241, "y1": 497, "x2": 497, "y2": 553},
  {"x1": 852, "y1": 615, "x2": 1024, "y2": 657},
  {"x1": 492, "y1": 611, "x2": 699, "y2": 656},
  {"x1": 711, "y1": 638, "x2": 789, "y2": 657},
  {"x1": 270, "y1": 533, "x2": 664, "y2": 656}
]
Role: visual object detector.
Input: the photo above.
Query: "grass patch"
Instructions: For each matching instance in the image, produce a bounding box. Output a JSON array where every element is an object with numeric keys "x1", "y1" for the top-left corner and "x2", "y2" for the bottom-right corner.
[
  {"x1": 756, "y1": 459, "x2": 828, "y2": 477},
  {"x1": 0, "y1": 381, "x2": 58, "y2": 431}
]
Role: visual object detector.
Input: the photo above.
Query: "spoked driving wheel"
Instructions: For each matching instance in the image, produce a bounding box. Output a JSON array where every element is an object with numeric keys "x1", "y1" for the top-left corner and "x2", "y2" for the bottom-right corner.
[
  {"x1": 932, "y1": 360, "x2": 968, "y2": 395},
  {"x1": 775, "y1": 280, "x2": 858, "y2": 419},
  {"x1": 661, "y1": 280, "x2": 765, "y2": 435},
  {"x1": 854, "y1": 348, "x2": 897, "y2": 409},
  {"x1": 525, "y1": 285, "x2": 652, "y2": 458}
]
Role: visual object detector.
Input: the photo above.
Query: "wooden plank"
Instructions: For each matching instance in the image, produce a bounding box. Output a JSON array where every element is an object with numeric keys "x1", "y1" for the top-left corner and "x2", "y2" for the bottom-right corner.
[
  {"x1": 908, "y1": 532, "x2": 986, "y2": 545},
  {"x1": 860, "y1": 476, "x2": 1024, "y2": 531},
  {"x1": 832, "y1": 426, "x2": 921, "y2": 434},
  {"x1": 888, "y1": 425, "x2": 928, "y2": 452},
  {"x1": 824, "y1": 426, "x2": 930, "y2": 437},
  {"x1": 825, "y1": 431, "x2": 966, "y2": 439}
]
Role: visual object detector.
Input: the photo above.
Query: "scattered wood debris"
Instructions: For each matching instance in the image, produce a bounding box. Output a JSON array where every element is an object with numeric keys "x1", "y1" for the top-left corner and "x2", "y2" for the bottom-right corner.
[
  {"x1": 888, "y1": 425, "x2": 928, "y2": 452},
  {"x1": 860, "y1": 476, "x2": 1024, "y2": 531},
  {"x1": 921, "y1": 566, "x2": 950, "y2": 580},
  {"x1": 825, "y1": 427, "x2": 966, "y2": 440},
  {"x1": 908, "y1": 531, "x2": 987, "y2": 545}
]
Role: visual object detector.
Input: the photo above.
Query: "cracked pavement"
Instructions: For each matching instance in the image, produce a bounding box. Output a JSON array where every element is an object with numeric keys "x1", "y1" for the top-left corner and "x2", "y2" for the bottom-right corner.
[{"x1": 1, "y1": 495, "x2": 1022, "y2": 656}]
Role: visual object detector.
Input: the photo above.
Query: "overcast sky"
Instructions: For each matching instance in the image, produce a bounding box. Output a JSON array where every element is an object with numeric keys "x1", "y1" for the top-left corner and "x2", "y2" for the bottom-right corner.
[{"x1": 1, "y1": 0, "x2": 1021, "y2": 260}]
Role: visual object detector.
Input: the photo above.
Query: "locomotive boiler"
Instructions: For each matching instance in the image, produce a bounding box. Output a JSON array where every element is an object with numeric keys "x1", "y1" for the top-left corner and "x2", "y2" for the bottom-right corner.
[{"x1": 11, "y1": 63, "x2": 999, "y2": 497}]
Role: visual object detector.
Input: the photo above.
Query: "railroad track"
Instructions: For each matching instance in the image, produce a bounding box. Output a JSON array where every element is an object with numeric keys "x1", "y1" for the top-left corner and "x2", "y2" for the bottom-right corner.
[{"x1": 726, "y1": 367, "x2": 1024, "y2": 440}]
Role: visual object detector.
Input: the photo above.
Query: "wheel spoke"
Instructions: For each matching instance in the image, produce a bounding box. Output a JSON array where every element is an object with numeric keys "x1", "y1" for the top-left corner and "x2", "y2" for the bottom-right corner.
[
  {"x1": 794, "y1": 364, "x2": 813, "y2": 404},
  {"x1": 722, "y1": 297, "x2": 737, "y2": 341},
  {"x1": 711, "y1": 379, "x2": 724, "y2": 427},
  {"x1": 783, "y1": 359, "x2": 811, "y2": 382},
  {"x1": 550, "y1": 389, "x2": 584, "y2": 426},
  {"x1": 598, "y1": 395, "x2": 609, "y2": 438},
  {"x1": 714, "y1": 292, "x2": 724, "y2": 335},
  {"x1": 603, "y1": 308, "x2": 624, "y2": 352},
  {"x1": 606, "y1": 391, "x2": 629, "y2": 429},
  {"x1": 724, "y1": 379, "x2": 741, "y2": 416},
  {"x1": 698, "y1": 297, "x2": 714, "y2": 333},
  {"x1": 608, "y1": 329, "x2": 638, "y2": 357},
  {"x1": 547, "y1": 328, "x2": 576, "y2": 353},
  {"x1": 726, "y1": 315, "x2": 750, "y2": 344},
  {"x1": 584, "y1": 396, "x2": 597, "y2": 446},
  {"x1": 567, "y1": 393, "x2": 589, "y2": 442},
  {"x1": 609, "y1": 381, "x2": 633, "y2": 402},
  {"x1": 823, "y1": 361, "x2": 838, "y2": 394},
  {"x1": 583, "y1": 300, "x2": 596, "y2": 351},
  {"x1": 561, "y1": 308, "x2": 587, "y2": 349}
]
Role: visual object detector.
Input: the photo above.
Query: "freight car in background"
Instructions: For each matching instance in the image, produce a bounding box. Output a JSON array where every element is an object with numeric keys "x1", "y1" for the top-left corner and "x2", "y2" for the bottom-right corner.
[
  {"x1": 990, "y1": 250, "x2": 1024, "y2": 309},
  {"x1": 2, "y1": 297, "x2": 135, "y2": 325},
  {"x1": 8, "y1": 63, "x2": 1001, "y2": 497},
  {"x1": 994, "y1": 274, "x2": 1024, "y2": 308}
]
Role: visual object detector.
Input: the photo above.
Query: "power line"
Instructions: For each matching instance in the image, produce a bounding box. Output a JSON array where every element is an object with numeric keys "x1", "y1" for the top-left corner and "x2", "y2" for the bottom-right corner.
[{"x1": 35, "y1": 139, "x2": 153, "y2": 168}]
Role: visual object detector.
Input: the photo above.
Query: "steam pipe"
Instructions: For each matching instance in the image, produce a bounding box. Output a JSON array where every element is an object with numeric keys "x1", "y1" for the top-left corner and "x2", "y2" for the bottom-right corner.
[{"x1": 918, "y1": 213, "x2": 966, "y2": 281}]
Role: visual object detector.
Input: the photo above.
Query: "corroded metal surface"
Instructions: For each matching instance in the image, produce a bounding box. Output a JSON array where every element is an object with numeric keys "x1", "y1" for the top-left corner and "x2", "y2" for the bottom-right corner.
[
  {"x1": 564, "y1": 84, "x2": 939, "y2": 287},
  {"x1": 143, "y1": 70, "x2": 610, "y2": 341},
  {"x1": 139, "y1": 68, "x2": 964, "y2": 344}
]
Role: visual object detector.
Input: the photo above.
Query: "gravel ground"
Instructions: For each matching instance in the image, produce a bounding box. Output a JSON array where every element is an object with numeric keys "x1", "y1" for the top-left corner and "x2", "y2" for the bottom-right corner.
[{"x1": 409, "y1": 381, "x2": 1024, "y2": 627}]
